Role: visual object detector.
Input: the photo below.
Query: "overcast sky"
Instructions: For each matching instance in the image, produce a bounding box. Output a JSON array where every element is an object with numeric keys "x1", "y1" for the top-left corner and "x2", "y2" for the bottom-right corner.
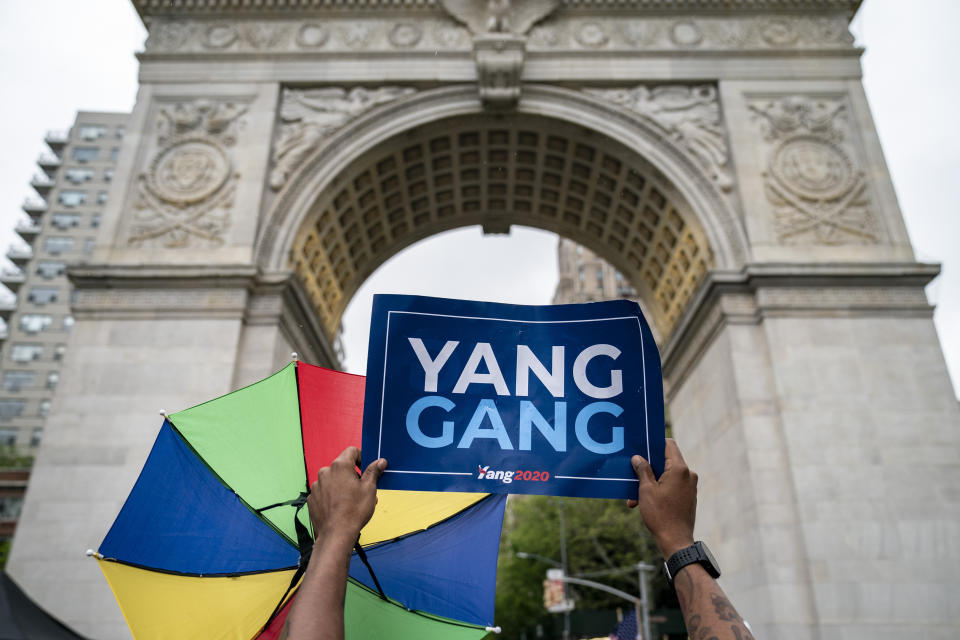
[{"x1": 0, "y1": 0, "x2": 956, "y2": 395}]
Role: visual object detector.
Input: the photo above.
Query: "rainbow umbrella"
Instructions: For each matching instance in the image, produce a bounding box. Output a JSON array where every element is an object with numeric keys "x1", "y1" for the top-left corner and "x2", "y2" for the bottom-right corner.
[{"x1": 94, "y1": 361, "x2": 505, "y2": 639}]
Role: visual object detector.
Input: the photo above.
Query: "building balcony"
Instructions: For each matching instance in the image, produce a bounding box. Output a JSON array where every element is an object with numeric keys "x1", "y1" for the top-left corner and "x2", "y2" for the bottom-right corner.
[
  {"x1": 6, "y1": 246, "x2": 33, "y2": 267},
  {"x1": 37, "y1": 153, "x2": 61, "y2": 170},
  {"x1": 0, "y1": 299, "x2": 16, "y2": 321},
  {"x1": 22, "y1": 198, "x2": 47, "y2": 216},
  {"x1": 30, "y1": 173, "x2": 55, "y2": 196},
  {"x1": 14, "y1": 220, "x2": 41, "y2": 244},
  {"x1": 44, "y1": 130, "x2": 69, "y2": 153},
  {"x1": 0, "y1": 270, "x2": 26, "y2": 293}
]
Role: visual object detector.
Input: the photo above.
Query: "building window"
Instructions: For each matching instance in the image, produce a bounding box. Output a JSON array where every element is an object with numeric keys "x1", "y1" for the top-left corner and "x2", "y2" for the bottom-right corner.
[
  {"x1": 63, "y1": 315, "x2": 74, "y2": 331},
  {"x1": 78, "y1": 125, "x2": 106, "y2": 140},
  {"x1": 35, "y1": 261, "x2": 66, "y2": 279},
  {"x1": 97, "y1": 191, "x2": 108, "y2": 205},
  {"x1": 53, "y1": 344, "x2": 66, "y2": 361},
  {"x1": 0, "y1": 428, "x2": 17, "y2": 445},
  {"x1": 115, "y1": 126, "x2": 125, "y2": 138},
  {"x1": 104, "y1": 168, "x2": 114, "y2": 182},
  {"x1": 58, "y1": 190, "x2": 87, "y2": 207},
  {"x1": 51, "y1": 212, "x2": 81, "y2": 229},
  {"x1": 43, "y1": 237, "x2": 74, "y2": 255},
  {"x1": 2, "y1": 371, "x2": 35, "y2": 391},
  {"x1": 46, "y1": 372, "x2": 59, "y2": 390},
  {"x1": 0, "y1": 401, "x2": 26, "y2": 422},
  {"x1": 30, "y1": 428, "x2": 42, "y2": 447},
  {"x1": 91, "y1": 214, "x2": 101, "y2": 228},
  {"x1": 38, "y1": 399, "x2": 51, "y2": 417},
  {"x1": 18, "y1": 314, "x2": 52, "y2": 334},
  {"x1": 84, "y1": 238, "x2": 95, "y2": 254},
  {"x1": 27, "y1": 287, "x2": 58, "y2": 305},
  {"x1": 0, "y1": 495, "x2": 24, "y2": 519},
  {"x1": 65, "y1": 168, "x2": 94, "y2": 184},
  {"x1": 596, "y1": 267, "x2": 604, "y2": 289},
  {"x1": 71, "y1": 147, "x2": 99, "y2": 163},
  {"x1": 110, "y1": 147, "x2": 120, "y2": 162},
  {"x1": 10, "y1": 344, "x2": 43, "y2": 363}
]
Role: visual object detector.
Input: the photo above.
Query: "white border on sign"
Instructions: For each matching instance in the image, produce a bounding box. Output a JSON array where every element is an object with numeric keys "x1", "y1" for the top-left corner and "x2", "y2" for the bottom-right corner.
[{"x1": 376, "y1": 310, "x2": 649, "y2": 484}]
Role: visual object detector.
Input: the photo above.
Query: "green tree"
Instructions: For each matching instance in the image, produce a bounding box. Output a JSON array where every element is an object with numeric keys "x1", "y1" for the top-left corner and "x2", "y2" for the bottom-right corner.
[{"x1": 495, "y1": 495, "x2": 673, "y2": 639}]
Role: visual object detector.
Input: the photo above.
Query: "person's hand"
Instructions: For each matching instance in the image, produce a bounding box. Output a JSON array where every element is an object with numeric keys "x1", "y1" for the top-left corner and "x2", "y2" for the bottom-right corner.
[
  {"x1": 308, "y1": 447, "x2": 387, "y2": 544},
  {"x1": 627, "y1": 438, "x2": 697, "y2": 558}
]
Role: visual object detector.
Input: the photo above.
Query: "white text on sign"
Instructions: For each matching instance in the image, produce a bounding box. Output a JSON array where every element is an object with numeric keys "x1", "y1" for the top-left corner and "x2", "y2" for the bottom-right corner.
[{"x1": 404, "y1": 339, "x2": 625, "y2": 454}]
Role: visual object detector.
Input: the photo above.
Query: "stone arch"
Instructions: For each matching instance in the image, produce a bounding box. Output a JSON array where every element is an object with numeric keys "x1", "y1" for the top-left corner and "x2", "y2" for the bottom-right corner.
[{"x1": 257, "y1": 85, "x2": 749, "y2": 341}]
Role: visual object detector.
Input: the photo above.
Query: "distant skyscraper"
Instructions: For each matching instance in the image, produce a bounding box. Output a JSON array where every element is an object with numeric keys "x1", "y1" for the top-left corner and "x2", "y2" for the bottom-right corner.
[
  {"x1": 553, "y1": 238, "x2": 661, "y2": 343},
  {"x1": 0, "y1": 111, "x2": 128, "y2": 453},
  {"x1": 553, "y1": 238, "x2": 637, "y2": 304}
]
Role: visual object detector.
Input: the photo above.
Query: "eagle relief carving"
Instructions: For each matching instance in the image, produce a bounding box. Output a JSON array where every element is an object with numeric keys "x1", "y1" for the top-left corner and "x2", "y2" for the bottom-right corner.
[
  {"x1": 440, "y1": 0, "x2": 559, "y2": 107},
  {"x1": 129, "y1": 100, "x2": 247, "y2": 249}
]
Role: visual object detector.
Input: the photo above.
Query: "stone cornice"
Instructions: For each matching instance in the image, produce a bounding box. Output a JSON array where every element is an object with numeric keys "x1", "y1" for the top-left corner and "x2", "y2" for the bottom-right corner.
[
  {"x1": 68, "y1": 263, "x2": 260, "y2": 291},
  {"x1": 660, "y1": 262, "x2": 939, "y2": 399},
  {"x1": 135, "y1": 0, "x2": 862, "y2": 19}
]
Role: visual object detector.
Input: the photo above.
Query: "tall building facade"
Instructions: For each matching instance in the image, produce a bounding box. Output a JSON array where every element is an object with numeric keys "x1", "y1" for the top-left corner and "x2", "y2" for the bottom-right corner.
[
  {"x1": 553, "y1": 238, "x2": 663, "y2": 344},
  {"x1": 7, "y1": 2, "x2": 960, "y2": 639},
  {"x1": 553, "y1": 238, "x2": 637, "y2": 305},
  {"x1": 0, "y1": 112, "x2": 128, "y2": 453}
]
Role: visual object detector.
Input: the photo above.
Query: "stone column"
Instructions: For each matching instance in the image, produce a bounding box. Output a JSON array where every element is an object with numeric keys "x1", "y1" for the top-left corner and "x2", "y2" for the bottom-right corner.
[
  {"x1": 6, "y1": 265, "x2": 334, "y2": 638},
  {"x1": 664, "y1": 265, "x2": 960, "y2": 639}
]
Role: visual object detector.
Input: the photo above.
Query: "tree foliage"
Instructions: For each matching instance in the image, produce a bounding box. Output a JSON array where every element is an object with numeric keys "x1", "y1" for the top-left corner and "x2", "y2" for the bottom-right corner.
[{"x1": 495, "y1": 495, "x2": 671, "y2": 639}]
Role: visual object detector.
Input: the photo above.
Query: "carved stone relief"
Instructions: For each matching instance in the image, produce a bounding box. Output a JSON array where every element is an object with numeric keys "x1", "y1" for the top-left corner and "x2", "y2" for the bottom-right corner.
[
  {"x1": 129, "y1": 100, "x2": 247, "y2": 249},
  {"x1": 527, "y1": 15, "x2": 854, "y2": 51},
  {"x1": 439, "y1": 0, "x2": 559, "y2": 36},
  {"x1": 142, "y1": 14, "x2": 853, "y2": 55},
  {"x1": 440, "y1": 0, "x2": 560, "y2": 108},
  {"x1": 270, "y1": 87, "x2": 416, "y2": 190},
  {"x1": 749, "y1": 96, "x2": 879, "y2": 245},
  {"x1": 587, "y1": 85, "x2": 733, "y2": 193}
]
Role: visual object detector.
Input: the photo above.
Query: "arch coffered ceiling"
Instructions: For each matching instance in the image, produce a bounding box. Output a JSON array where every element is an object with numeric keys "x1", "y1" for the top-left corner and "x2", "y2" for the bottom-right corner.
[{"x1": 259, "y1": 85, "x2": 749, "y2": 342}]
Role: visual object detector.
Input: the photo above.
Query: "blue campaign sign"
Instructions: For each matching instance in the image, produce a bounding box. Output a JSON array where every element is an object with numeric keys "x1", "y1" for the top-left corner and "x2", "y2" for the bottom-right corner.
[{"x1": 360, "y1": 295, "x2": 665, "y2": 499}]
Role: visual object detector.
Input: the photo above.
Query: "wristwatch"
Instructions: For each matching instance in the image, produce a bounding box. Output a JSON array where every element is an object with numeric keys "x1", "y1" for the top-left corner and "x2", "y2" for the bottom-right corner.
[{"x1": 664, "y1": 541, "x2": 720, "y2": 586}]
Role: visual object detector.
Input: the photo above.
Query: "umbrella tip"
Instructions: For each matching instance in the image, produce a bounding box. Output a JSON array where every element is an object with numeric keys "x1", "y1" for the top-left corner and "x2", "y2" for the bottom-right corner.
[
  {"x1": 85, "y1": 549, "x2": 102, "y2": 559},
  {"x1": 158, "y1": 409, "x2": 168, "y2": 418},
  {"x1": 291, "y1": 351, "x2": 298, "y2": 361},
  {"x1": 485, "y1": 626, "x2": 501, "y2": 634}
]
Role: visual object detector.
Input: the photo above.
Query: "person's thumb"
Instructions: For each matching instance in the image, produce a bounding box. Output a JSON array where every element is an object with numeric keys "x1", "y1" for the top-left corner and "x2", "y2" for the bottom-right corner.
[
  {"x1": 361, "y1": 457, "x2": 387, "y2": 487},
  {"x1": 631, "y1": 454, "x2": 656, "y2": 485}
]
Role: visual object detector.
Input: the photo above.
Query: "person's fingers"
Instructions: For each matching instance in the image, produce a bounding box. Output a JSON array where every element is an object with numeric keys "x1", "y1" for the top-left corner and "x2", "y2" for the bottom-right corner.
[
  {"x1": 333, "y1": 446, "x2": 362, "y2": 469},
  {"x1": 631, "y1": 454, "x2": 656, "y2": 485},
  {"x1": 626, "y1": 499, "x2": 638, "y2": 508},
  {"x1": 316, "y1": 466, "x2": 329, "y2": 483},
  {"x1": 663, "y1": 438, "x2": 687, "y2": 471},
  {"x1": 361, "y1": 457, "x2": 387, "y2": 488}
]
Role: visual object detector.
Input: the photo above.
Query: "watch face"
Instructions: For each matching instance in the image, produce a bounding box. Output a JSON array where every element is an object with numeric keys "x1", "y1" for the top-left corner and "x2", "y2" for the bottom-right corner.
[{"x1": 697, "y1": 541, "x2": 720, "y2": 576}]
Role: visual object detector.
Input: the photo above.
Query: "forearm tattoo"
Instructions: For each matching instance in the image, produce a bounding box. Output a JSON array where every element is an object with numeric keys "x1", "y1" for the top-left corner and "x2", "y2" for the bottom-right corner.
[{"x1": 675, "y1": 570, "x2": 756, "y2": 640}]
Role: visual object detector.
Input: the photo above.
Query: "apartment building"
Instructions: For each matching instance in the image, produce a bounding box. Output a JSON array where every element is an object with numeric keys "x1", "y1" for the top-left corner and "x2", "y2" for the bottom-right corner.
[
  {"x1": 552, "y1": 238, "x2": 664, "y2": 345},
  {"x1": 0, "y1": 111, "x2": 128, "y2": 453}
]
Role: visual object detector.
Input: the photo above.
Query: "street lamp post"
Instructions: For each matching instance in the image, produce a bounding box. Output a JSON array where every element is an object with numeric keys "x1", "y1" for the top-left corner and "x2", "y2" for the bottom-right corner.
[{"x1": 557, "y1": 499, "x2": 571, "y2": 640}]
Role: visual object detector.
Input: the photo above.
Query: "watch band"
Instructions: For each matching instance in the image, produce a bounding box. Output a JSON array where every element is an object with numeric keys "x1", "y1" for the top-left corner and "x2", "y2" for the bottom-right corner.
[{"x1": 664, "y1": 541, "x2": 720, "y2": 585}]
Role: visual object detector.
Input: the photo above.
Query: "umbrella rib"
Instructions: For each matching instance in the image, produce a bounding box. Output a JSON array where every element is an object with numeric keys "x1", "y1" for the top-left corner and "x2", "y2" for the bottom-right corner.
[
  {"x1": 164, "y1": 419, "x2": 300, "y2": 552},
  {"x1": 360, "y1": 494, "x2": 499, "y2": 551},
  {"x1": 293, "y1": 361, "x2": 313, "y2": 501},
  {"x1": 94, "y1": 556, "x2": 299, "y2": 579},
  {"x1": 346, "y1": 578, "x2": 492, "y2": 631}
]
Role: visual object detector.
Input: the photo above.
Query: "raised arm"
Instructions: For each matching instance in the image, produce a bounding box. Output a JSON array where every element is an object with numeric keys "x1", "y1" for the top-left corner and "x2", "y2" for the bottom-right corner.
[
  {"x1": 281, "y1": 447, "x2": 387, "y2": 640},
  {"x1": 629, "y1": 439, "x2": 755, "y2": 640}
]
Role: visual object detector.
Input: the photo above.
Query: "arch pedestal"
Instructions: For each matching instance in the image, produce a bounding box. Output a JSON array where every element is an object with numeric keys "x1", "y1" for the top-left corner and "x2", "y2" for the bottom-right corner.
[{"x1": 8, "y1": 3, "x2": 960, "y2": 639}]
